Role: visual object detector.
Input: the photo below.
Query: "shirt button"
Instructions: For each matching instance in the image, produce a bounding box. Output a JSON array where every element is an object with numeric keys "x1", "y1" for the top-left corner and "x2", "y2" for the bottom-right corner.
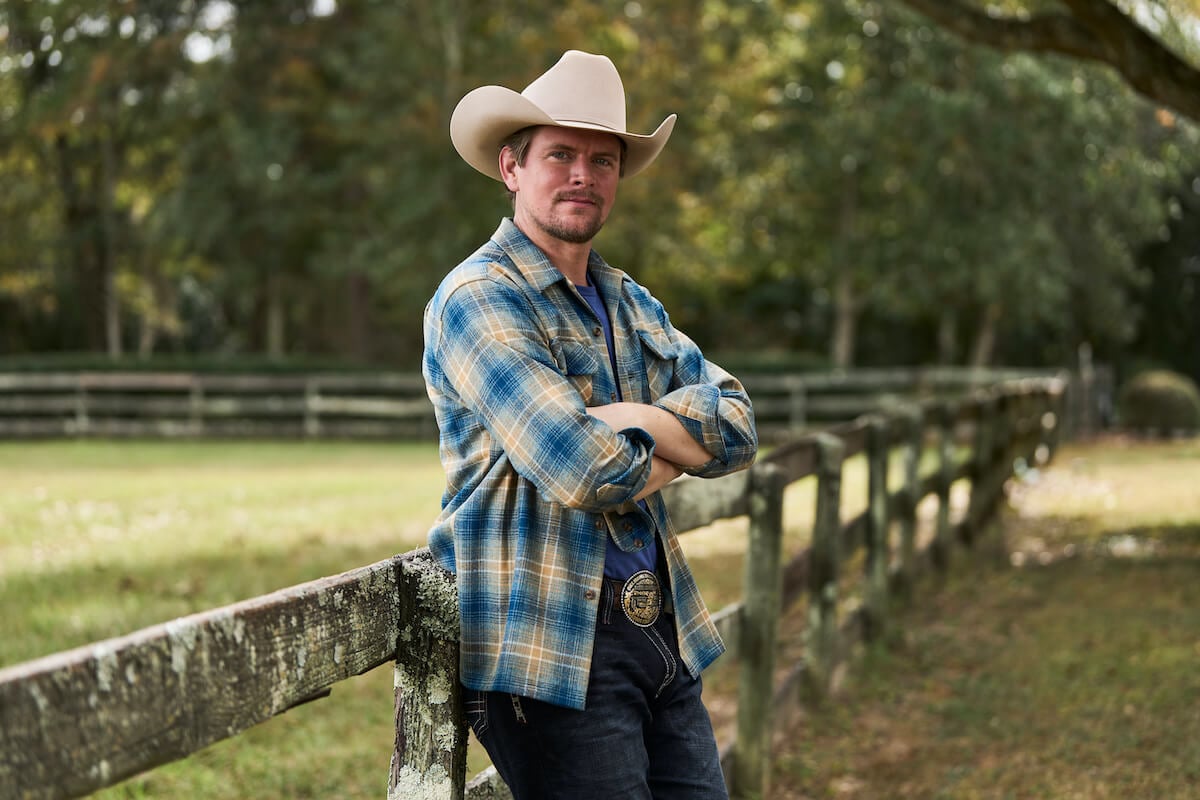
[
  {"x1": 595, "y1": 519, "x2": 605, "y2": 529},
  {"x1": 592, "y1": 326, "x2": 603, "y2": 337},
  {"x1": 609, "y1": 392, "x2": 617, "y2": 402},
  {"x1": 633, "y1": 538, "x2": 644, "y2": 549},
  {"x1": 584, "y1": 589, "x2": 596, "y2": 600},
  {"x1": 623, "y1": 521, "x2": 634, "y2": 532}
]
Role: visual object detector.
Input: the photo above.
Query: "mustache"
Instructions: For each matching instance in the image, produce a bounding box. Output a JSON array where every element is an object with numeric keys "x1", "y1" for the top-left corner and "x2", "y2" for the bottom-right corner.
[{"x1": 556, "y1": 191, "x2": 604, "y2": 206}]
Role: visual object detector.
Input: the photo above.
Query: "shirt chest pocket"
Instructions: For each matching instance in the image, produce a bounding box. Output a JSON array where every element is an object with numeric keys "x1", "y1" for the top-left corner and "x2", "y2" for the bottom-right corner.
[
  {"x1": 550, "y1": 337, "x2": 601, "y2": 406},
  {"x1": 636, "y1": 327, "x2": 679, "y2": 402}
]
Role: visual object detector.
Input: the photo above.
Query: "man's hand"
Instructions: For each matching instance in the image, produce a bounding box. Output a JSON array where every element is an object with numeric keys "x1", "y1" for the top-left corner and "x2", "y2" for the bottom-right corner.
[{"x1": 587, "y1": 402, "x2": 711, "y2": 469}]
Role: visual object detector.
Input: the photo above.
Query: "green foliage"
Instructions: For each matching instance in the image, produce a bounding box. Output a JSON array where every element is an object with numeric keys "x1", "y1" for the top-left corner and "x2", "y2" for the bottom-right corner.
[
  {"x1": 1, "y1": 0, "x2": 1198, "y2": 368},
  {"x1": 1117, "y1": 368, "x2": 1200, "y2": 432}
]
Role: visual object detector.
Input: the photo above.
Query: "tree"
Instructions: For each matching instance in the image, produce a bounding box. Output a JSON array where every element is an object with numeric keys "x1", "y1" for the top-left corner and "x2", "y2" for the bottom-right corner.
[{"x1": 894, "y1": 0, "x2": 1200, "y2": 121}]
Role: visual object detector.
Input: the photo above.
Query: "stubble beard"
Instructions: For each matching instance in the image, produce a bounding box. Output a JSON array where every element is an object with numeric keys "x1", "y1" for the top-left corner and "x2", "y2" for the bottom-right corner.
[{"x1": 535, "y1": 194, "x2": 607, "y2": 245}]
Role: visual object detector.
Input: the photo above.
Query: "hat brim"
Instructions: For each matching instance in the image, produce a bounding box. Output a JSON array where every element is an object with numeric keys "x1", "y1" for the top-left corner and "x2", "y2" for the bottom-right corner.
[{"x1": 450, "y1": 85, "x2": 676, "y2": 181}]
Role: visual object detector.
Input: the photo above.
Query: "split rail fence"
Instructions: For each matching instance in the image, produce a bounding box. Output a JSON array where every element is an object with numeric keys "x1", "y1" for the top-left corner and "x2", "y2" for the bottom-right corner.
[
  {"x1": 0, "y1": 375, "x2": 1066, "y2": 799},
  {"x1": 0, "y1": 366, "x2": 1096, "y2": 440}
]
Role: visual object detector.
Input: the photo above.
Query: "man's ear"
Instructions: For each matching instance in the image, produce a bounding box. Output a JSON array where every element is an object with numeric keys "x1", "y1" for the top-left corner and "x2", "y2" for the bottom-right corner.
[{"x1": 499, "y1": 147, "x2": 520, "y2": 194}]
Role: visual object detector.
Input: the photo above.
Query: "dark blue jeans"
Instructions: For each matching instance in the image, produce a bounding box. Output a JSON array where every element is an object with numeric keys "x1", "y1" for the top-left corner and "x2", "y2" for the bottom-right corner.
[{"x1": 466, "y1": 578, "x2": 729, "y2": 800}]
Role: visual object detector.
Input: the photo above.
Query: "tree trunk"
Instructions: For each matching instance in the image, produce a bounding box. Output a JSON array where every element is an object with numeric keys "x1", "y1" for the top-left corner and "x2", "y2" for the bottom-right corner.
[
  {"x1": 100, "y1": 114, "x2": 122, "y2": 359},
  {"x1": 55, "y1": 135, "x2": 105, "y2": 351},
  {"x1": 345, "y1": 271, "x2": 371, "y2": 362},
  {"x1": 830, "y1": 273, "x2": 859, "y2": 370},
  {"x1": 969, "y1": 302, "x2": 1001, "y2": 367},
  {"x1": 266, "y1": 271, "x2": 286, "y2": 359},
  {"x1": 829, "y1": 169, "x2": 860, "y2": 369},
  {"x1": 937, "y1": 309, "x2": 957, "y2": 364}
]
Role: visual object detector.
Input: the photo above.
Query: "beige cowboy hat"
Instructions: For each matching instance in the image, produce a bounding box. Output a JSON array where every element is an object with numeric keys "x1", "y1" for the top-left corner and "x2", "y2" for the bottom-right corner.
[{"x1": 450, "y1": 50, "x2": 676, "y2": 181}]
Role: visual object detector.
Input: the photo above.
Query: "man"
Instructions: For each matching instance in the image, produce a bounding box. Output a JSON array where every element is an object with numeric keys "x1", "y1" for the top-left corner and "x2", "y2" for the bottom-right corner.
[{"x1": 423, "y1": 50, "x2": 757, "y2": 799}]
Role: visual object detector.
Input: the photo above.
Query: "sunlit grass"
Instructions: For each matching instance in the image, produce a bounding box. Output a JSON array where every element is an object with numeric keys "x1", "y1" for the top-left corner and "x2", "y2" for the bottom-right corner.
[
  {"x1": 772, "y1": 436, "x2": 1200, "y2": 799},
  {"x1": 0, "y1": 440, "x2": 456, "y2": 798},
  {"x1": 0, "y1": 441, "x2": 444, "y2": 668},
  {"x1": 5, "y1": 435, "x2": 1130, "y2": 798}
]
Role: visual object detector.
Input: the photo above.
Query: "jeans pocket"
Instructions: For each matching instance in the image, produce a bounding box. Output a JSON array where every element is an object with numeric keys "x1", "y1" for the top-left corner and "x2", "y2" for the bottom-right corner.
[{"x1": 465, "y1": 689, "x2": 489, "y2": 739}]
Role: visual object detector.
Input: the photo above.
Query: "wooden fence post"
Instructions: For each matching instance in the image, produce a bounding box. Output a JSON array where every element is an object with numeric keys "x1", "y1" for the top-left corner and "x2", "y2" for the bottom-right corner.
[
  {"x1": 390, "y1": 553, "x2": 467, "y2": 800},
  {"x1": 932, "y1": 401, "x2": 957, "y2": 572},
  {"x1": 74, "y1": 376, "x2": 89, "y2": 435},
  {"x1": 862, "y1": 416, "x2": 890, "y2": 642},
  {"x1": 788, "y1": 377, "x2": 807, "y2": 434},
  {"x1": 304, "y1": 378, "x2": 322, "y2": 438},
  {"x1": 1039, "y1": 384, "x2": 1062, "y2": 466},
  {"x1": 189, "y1": 377, "x2": 204, "y2": 435},
  {"x1": 1045, "y1": 380, "x2": 1065, "y2": 462},
  {"x1": 732, "y1": 462, "x2": 787, "y2": 799},
  {"x1": 806, "y1": 432, "x2": 844, "y2": 698},
  {"x1": 894, "y1": 406, "x2": 923, "y2": 602},
  {"x1": 963, "y1": 391, "x2": 996, "y2": 543},
  {"x1": 987, "y1": 392, "x2": 1012, "y2": 517}
]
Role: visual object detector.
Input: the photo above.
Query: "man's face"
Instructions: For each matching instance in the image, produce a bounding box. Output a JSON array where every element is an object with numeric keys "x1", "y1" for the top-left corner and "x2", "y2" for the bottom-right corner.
[{"x1": 501, "y1": 126, "x2": 622, "y2": 246}]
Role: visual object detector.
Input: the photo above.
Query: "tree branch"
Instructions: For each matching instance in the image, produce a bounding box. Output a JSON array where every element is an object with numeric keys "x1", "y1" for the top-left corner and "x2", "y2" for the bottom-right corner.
[{"x1": 894, "y1": 0, "x2": 1200, "y2": 122}]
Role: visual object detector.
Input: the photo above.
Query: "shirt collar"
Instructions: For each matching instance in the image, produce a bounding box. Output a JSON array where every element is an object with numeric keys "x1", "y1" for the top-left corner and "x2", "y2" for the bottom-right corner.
[{"x1": 492, "y1": 218, "x2": 627, "y2": 298}]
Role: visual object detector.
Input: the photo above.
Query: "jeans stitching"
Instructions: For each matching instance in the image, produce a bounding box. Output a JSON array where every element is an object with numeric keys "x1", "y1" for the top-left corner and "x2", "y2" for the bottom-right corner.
[
  {"x1": 466, "y1": 691, "x2": 489, "y2": 738},
  {"x1": 642, "y1": 624, "x2": 677, "y2": 698},
  {"x1": 509, "y1": 693, "x2": 528, "y2": 725}
]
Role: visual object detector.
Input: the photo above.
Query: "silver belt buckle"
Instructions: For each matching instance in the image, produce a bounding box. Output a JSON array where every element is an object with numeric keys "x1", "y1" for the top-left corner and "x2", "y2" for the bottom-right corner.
[{"x1": 620, "y1": 570, "x2": 662, "y2": 628}]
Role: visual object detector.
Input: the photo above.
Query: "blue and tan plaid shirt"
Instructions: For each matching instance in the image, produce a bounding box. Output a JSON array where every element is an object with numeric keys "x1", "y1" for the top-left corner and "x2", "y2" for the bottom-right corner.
[{"x1": 423, "y1": 218, "x2": 757, "y2": 710}]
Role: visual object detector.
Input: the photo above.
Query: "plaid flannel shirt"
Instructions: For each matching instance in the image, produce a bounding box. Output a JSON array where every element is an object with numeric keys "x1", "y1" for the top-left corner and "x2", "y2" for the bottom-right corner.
[{"x1": 423, "y1": 218, "x2": 758, "y2": 710}]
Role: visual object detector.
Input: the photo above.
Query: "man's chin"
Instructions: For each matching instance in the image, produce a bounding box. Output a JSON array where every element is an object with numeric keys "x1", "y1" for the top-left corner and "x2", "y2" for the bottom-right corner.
[{"x1": 541, "y1": 219, "x2": 604, "y2": 245}]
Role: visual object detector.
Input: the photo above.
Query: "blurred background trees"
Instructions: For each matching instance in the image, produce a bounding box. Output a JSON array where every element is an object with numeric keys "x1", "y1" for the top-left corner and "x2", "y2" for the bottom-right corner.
[{"x1": 1, "y1": 0, "x2": 1198, "y2": 380}]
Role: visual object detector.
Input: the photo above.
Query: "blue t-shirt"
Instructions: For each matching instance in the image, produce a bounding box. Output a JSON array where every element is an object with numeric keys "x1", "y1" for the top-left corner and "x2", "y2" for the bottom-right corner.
[{"x1": 576, "y1": 278, "x2": 659, "y2": 579}]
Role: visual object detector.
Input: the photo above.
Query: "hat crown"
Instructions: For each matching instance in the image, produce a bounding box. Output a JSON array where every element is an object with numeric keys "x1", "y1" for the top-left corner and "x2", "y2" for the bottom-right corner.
[
  {"x1": 521, "y1": 50, "x2": 627, "y2": 133},
  {"x1": 449, "y1": 49, "x2": 674, "y2": 181}
]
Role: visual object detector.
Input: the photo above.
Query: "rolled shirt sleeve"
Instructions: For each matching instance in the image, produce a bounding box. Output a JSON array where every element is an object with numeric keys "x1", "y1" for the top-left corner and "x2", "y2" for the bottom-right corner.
[{"x1": 636, "y1": 310, "x2": 757, "y2": 479}]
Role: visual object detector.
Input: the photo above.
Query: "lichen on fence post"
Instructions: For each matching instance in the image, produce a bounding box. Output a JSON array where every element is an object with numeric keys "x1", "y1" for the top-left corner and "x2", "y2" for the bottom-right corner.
[
  {"x1": 805, "y1": 432, "x2": 844, "y2": 698},
  {"x1": 389, "y1": 552, "x2": 467, "y2": 800},
  {"x1": 863, "y1": 416, "x2": 890, "y2": 642},
  {"x1": 733, "y1": 462, "x2": 786, "y2": 799}
]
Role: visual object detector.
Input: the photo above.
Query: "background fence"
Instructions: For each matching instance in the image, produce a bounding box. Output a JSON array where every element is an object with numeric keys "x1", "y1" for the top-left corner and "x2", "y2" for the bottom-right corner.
[
  {"x1": 0, "y1": 366, "x2": 1105, "y2": 440},
  {"x1": 0, "y1": 375, "x2": 1065, "y2": 799}
]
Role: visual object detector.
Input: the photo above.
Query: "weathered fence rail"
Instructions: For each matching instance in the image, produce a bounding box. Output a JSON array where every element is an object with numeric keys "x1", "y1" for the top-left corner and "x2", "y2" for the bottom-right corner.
[
  {"x1": 0, "y1": 376, "x2": 1067, "y2": 800},
  {"x1": 0, "y1": 367, "x2": 1095, "y2": 441}
]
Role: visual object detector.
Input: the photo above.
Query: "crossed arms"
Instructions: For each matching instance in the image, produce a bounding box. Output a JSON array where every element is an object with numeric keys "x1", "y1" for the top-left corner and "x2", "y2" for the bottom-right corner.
[{"x1": 586, "y1": 402, "x2": 711, "y2": 501}]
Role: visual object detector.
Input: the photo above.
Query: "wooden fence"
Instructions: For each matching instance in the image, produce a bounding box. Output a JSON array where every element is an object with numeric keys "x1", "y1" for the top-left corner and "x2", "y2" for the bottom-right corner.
[
  {"x1": 0, "y1": 367, "x2": 1097, "y2": 441},
  {"x1": 0, "y1": 376, "x2": 1066, "y2": 800}
]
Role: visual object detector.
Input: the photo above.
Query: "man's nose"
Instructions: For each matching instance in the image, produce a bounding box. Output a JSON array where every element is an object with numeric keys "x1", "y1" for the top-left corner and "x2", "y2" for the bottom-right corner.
[{"x1": 570, "y1": 158, "x2": 595, "y2": 185}]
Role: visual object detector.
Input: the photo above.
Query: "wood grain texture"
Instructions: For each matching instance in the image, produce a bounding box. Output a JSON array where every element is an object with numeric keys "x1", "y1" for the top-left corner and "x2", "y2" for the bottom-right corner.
[{"x1": 0, "y1": 557, "x2": 403, "y2": 799}]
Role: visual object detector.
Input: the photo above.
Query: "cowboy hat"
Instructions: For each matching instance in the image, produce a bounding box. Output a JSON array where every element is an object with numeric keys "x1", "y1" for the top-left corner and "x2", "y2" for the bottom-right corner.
[{"x1": 450, "y1": 50, "x2": 676, "y2": 181}]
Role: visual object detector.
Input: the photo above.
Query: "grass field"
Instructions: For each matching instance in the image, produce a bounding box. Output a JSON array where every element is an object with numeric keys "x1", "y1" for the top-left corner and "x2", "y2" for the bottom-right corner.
[
  {"x1": 1, "y1": 438, "x2": 892, "y2": 796},
  {"x1": 6, "y1": 437, "x2": 1195, "y2": 798},
  {"x1": 0, "y1": 440, "x2": 446, "y2": 798},
  {"x1": 771, "y1": 437, "x2": 1200, "y2": 799}
]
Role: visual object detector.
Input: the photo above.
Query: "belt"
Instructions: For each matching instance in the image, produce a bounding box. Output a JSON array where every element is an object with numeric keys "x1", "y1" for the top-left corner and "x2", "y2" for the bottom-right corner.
[{"x1": 602, "y1": 570, "x2": 671, "y2": 628}]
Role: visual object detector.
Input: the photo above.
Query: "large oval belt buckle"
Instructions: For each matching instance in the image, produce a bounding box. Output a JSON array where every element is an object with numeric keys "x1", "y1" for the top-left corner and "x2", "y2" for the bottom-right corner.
[{"x1": 621, "y1": 570, "x2": 662, "y2": 628}]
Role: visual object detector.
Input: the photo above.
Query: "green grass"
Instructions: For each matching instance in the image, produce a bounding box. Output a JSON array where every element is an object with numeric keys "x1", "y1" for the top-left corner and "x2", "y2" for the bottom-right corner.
[
  {"x1": 771, "y1": 437, "x2": 1200, "y2": 799},
  {"x1": 11, "y1": 437, "x2": 1191, "y2": 798},
  {"x1": 1, "y1": 440, "x2": 446, "y2": 799}
]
